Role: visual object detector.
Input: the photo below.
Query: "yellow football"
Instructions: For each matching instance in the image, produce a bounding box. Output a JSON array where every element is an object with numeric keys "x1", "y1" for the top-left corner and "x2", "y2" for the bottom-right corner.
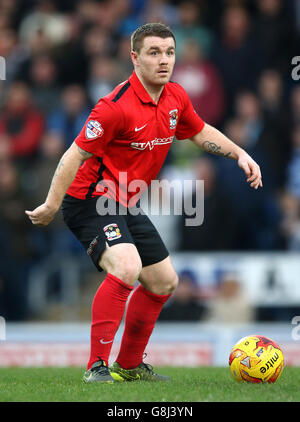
[{"x1": 229, "y1": 335, "x2": 284, "y2": 383}]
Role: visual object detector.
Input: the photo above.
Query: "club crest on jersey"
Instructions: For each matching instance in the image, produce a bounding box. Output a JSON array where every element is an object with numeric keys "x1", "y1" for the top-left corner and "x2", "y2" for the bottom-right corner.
[
  {"x1": 169, "y1": 109, "x2": 178, "y2": 130},
  {"x1": 85, "y1": 120, "x2": 104, "y2": 139},
  {"x1": 103, "y1": 223, "x2": 122, "y2": 241}
]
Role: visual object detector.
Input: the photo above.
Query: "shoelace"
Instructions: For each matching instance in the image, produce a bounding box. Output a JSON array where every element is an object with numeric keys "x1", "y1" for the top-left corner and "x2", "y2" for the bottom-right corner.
[
  {"x1": 140, "y1": 362, "x2": 155, "y2": 374},
  {"x1": 141, "y1": 353, "x2": 155, "y2": 374},
  {"x1": 91, "y1": 357, "x2": 107, "y2": 372}
]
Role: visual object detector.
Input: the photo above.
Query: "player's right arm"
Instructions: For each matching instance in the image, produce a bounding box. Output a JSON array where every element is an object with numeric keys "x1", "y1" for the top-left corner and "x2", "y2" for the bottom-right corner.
[
  {"x1": 25, "y1": 99, "x2": 122, "y2": 226},
  {"x1": 25, "y1": 142, "x2": 93, "y2": 226}
]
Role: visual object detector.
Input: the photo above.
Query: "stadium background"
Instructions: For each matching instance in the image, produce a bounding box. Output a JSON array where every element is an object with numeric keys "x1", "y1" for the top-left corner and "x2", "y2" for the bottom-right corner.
[{"x1": 0, "y1": 0, "x2": 300, "y2": 367}]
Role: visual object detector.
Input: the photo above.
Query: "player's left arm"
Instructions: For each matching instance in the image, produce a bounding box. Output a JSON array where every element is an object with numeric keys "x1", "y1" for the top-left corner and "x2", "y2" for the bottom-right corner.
[{"x1": 190, "y1": 123, "x2": 263, "y2": 190}]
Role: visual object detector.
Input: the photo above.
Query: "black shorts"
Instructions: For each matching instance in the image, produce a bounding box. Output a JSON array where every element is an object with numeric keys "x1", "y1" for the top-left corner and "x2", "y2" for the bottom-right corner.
[{"x1": 61, "y1": 194, "x2": 169, "y2": 272}]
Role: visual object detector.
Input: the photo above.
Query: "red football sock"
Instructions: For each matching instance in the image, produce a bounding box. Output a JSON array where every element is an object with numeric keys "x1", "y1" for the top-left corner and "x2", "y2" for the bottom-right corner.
[
  {"x1": 87, "y1": 273, "x2": 133, "y2": 370},
  {"x1": 116, "y1": 284, "x2": 171, "y2": 369}
]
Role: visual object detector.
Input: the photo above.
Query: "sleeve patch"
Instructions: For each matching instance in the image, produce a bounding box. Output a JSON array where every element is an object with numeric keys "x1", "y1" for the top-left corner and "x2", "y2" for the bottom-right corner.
[{"x1": 85, "y1": 120, "x2": 104, "y2": 139}]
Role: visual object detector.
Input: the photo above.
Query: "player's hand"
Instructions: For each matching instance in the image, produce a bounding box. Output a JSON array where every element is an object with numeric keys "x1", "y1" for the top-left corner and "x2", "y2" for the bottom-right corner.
[
  {"x1": 25, "y1": 203, "x2": 57, "y2": 226},
  {"x1": 237, "y1": 152, "x2": 263, "y2": 190}
]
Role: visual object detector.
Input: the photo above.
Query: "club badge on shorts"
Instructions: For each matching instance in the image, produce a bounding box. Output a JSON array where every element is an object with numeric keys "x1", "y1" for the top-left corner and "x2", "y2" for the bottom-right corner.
[
  {"x1": 85, "y1": 120, "x2": 104, "y2": 139},
  {"x1": 103, "y1": 223, "x2": 122, "y2": 241}
]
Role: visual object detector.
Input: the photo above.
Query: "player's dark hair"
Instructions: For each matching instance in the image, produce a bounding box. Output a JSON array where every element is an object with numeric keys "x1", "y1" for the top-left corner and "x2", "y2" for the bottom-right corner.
[{"x1": 131, "y1": 23, "x2": 176, "y2": 53}]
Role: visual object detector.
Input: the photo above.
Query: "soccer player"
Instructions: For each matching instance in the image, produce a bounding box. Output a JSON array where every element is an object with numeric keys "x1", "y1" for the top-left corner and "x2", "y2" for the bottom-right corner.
[{"x1": 25, "y1": 23, "x2": 262, "y2": 383}]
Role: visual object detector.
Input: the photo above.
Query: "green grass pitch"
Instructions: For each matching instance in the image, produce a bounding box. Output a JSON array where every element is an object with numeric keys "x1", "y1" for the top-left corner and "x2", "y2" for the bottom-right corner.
[{"x1": 0, "y1": 366, "x2": 299, "y2": 402}]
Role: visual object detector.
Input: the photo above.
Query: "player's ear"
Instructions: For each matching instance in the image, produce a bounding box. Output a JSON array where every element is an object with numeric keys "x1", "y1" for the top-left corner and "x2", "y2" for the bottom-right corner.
[{"x1": 131, "y1": 50, "x2": 139, "y2": 66}]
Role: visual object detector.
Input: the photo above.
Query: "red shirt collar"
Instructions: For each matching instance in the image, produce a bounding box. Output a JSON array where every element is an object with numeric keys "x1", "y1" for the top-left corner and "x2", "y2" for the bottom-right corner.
[{"x1": 129, "y1": 71, "x2": 168, "y2": 106}]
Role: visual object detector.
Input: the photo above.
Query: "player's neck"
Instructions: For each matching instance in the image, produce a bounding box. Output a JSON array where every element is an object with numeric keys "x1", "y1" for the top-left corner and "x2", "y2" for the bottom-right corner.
[
  {"x1": 135, "y1": 71, "x2": 165, "y2": 104},
  {"x1": 145, "y1": 85, "x2": 164, "y2": 104}
]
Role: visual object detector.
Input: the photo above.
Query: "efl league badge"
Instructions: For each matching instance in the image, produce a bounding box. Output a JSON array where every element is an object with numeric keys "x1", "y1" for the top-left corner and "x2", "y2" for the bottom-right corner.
[
  {"x1": 85, "y1": 120, "x2": 104, "y2": 139},
  {"x1": 169, "y1": 109, "x2": 178, "y2": 130},
  {"x1": 87, "y1": 235, "x2": 99, "y2": 256},
  {"x1": 103, "y1": 223, "x2": 122, "y2": 241}
]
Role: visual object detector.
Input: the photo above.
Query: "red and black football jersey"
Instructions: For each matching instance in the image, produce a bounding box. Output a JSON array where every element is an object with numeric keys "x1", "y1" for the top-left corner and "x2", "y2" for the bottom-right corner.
[{"x1": 66, "y1": 71, "x2": 205, "y2": 206}]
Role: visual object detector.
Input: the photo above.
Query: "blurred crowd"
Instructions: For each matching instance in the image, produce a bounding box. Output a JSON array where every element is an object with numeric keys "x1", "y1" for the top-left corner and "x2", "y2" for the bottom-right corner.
[{"x1": 0, "y1": 0, "x2": 299, "y2": 320}]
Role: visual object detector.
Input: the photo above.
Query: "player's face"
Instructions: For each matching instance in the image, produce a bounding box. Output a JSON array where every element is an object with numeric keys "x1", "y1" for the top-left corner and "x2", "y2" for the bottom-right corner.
[{"x1": 132, "y1": 36, "x2": 176, "y2": 87}]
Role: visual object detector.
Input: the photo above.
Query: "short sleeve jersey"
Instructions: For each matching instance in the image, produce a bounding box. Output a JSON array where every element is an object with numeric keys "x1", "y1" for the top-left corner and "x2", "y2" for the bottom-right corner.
[{"x1": 66, "y1": 71, "x2": 205, "y2": 206}]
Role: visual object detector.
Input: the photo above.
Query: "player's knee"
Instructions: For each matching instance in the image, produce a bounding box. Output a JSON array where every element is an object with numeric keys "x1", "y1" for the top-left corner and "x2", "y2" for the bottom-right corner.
[
  {"x1": 117, "y1": 258, "x2": 142, "y2": 285},
  {"x1": 167, "y1": 272, "x2": 179, "y2": 294},
  {"x1": 159, "y1": 272, "x2": 178, "y2": 295},
  {"x1": 107, "y1": 254, "x2": 142, "y2": 286},
  {"x1": 100, "y1": 244, "x2": 142, "y2": 286}
]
